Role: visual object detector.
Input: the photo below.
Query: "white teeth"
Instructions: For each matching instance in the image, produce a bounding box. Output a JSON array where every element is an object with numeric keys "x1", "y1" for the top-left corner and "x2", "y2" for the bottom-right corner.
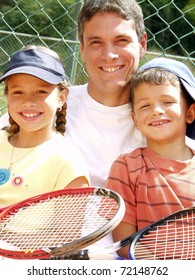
[
  {"x1": 102, "y1": 66, "x2": 121, "y2": 72},
  {"x1": 151, "y1": 120, "x2": 169, "y2": 126},
  {"x1": 22, "y1": 113, "x2": 39, "y2": 118}
]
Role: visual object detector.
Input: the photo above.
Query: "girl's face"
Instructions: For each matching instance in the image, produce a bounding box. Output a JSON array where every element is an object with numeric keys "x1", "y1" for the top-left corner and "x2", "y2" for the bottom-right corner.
[
  {"x1": 131, "y1": 82, "x2": 193, "y2": 146},
  {"x1": 6, "y1": 74, "x2": 65, "y2": 134}
]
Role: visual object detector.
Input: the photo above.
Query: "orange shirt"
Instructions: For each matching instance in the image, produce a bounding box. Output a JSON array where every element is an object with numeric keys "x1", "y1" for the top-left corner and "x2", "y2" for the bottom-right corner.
[{"x1": 106, "y1": 147, "x2": 195, "y2": 229}]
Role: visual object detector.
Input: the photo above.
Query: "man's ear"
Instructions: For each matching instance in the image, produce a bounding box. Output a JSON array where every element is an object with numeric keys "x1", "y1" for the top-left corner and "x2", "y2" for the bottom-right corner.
[
  {"x1": 80, "y1": 43, "x2": 85, "y2": 63},
  {"x1": 186, "y1": 104, "x2": 195, "y2": 124},
  {"x1": 139, "y1": 32, "x2": 147, "y2": 58}
]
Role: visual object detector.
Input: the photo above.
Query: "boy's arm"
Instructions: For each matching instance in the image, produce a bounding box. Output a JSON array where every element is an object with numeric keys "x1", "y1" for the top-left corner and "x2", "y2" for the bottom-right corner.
[{"x1": 112, "y1": 221, "x2": 136, "y2": 259}]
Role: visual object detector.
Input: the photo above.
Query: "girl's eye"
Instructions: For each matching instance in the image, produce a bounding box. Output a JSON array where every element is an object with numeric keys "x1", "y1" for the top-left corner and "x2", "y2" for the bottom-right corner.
[{"x1": 37, "y1": 90, "x2": 48, "y2": 95}]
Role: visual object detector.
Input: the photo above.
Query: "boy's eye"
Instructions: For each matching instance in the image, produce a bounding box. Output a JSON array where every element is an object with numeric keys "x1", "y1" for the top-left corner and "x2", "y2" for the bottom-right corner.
[
  {"x1": 90, "y1": 40, "x2": 101, "y2": 46},
  {"x1": 140, "y1": 104, "x2": 150, "y2": 109}
]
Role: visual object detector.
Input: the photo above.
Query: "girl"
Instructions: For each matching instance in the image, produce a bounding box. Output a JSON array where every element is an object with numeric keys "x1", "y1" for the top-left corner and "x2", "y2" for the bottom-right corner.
[{"x1": 0, "y1": 45, "x2": 89, "y2": 208}]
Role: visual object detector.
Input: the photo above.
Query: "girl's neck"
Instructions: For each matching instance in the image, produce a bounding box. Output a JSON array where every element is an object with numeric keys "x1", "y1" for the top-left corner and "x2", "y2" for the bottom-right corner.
[{"x1": 9, "y1": 129, "x2": 58, "y2": 148}]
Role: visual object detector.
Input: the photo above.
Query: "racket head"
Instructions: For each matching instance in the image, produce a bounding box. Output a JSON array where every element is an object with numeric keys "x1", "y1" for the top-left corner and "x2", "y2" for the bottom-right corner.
[
  {"x1": 0, "y1": 187, "x2": 125, "y2": 259},
  {"x1": 129, "y1": 206, "x2": 195, "y2": 260}
]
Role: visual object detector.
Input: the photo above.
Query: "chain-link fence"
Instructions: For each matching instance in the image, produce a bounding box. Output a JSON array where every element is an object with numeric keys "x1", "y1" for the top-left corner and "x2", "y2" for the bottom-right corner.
[{"x1": 0, "y1": 0, "x2": 195, "y2": 114}]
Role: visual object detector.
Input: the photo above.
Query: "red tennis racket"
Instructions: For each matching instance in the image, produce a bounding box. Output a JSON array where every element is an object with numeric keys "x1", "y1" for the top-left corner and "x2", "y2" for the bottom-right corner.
[{"x1": 0, "y1": 187, "x2": 125, "y2": 259}]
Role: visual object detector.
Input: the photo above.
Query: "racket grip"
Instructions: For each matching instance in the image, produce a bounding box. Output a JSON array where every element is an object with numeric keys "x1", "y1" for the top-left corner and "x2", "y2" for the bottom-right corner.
[{"x1": 50, "y1": 250, "x2": 90, "y2": 260}]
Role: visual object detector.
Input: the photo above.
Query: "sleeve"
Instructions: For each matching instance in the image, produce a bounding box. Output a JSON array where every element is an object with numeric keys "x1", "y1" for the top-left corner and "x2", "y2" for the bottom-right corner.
[
  {"x1": 105, "y1": 154, "x2": 137, "y2": 226},
  {"x1": 53, "y1": 151, "x2": 90, "y2": 190}
]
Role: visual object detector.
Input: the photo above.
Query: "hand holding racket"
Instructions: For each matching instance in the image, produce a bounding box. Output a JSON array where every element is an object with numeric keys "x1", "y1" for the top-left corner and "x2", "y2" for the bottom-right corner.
[
  {"x1": 51, "y1": 206, "x2": 195, "y2": 260},
  {"x1": 0, "y1": 187, "x2": 125, "y2": 259}
]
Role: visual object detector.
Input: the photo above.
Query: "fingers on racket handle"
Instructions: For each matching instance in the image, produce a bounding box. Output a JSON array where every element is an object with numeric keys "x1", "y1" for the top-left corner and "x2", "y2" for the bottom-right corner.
[{"x1": 50, "y1": 250, "x2": 89, "y2": 260}]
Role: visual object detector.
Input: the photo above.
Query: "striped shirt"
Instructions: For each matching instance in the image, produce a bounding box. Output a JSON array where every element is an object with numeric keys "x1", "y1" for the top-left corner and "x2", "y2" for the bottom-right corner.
[{"x1": 106, "y1": 147, "x2": 195, "y2": 230}]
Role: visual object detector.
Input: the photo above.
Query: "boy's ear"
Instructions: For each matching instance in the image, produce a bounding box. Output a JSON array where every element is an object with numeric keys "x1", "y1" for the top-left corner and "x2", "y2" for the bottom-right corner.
[
  {"x1": 186, "y1": 104, "x2": 195, "y2": 124},
  {"x1": 131, "y1": 112, "x2": 139, "y2": 129}
]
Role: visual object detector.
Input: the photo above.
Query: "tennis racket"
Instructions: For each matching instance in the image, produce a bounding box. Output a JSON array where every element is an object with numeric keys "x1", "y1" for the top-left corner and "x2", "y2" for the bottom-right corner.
[
  {"x1": 51, "y1": 206, "x2": 195, "y2": 260},
  {"x1": 0, "y1": 187, "x2": 125, "y2": 259}
]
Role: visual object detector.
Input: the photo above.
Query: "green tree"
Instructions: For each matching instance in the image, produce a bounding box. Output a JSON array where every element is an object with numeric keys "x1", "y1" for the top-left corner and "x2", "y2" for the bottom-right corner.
[
  {"x1": 0, "y1": 0, "x2": 78, "y2": 39},
  {"x1": 140, "y1": 0, "x2": 194, "y2": 56}
]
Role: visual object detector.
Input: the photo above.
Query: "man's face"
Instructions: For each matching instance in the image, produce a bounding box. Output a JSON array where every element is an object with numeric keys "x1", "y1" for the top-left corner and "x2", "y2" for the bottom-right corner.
[{"x1": 80, "y1": 12, "x2": 147, "y2": 99}]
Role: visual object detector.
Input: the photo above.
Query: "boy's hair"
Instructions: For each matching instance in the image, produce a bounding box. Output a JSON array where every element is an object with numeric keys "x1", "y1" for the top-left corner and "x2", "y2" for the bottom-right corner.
[
  {"x1": 129, "y1": 68, "x2": 193, "y2": 112},
  {"x1": 78, "y1": 0, "x2": 145, "y2": 45},
  {"x1": 3, "y1": 45, "x2": 68, "y2": 136}
]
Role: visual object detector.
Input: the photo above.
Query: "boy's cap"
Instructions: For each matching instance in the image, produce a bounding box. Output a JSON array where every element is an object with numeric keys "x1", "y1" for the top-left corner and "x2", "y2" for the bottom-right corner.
[
  {"x1": 139, "y1": 57, "x2": 195, "y2": 140},
  {"x1": 0, "y1": 48, "x2": 66, "y2": 84}
]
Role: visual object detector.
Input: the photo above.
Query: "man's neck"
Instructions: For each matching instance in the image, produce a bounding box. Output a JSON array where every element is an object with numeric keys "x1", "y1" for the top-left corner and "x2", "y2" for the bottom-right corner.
[{"x1": 87, "y1": 83, "x2": 130, "y2": 107}]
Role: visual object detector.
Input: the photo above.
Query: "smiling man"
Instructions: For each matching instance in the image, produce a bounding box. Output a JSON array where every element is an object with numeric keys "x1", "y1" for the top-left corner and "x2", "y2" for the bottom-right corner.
[{"x1": 65, "y1": 0, "x2": 147, "y2": 187}]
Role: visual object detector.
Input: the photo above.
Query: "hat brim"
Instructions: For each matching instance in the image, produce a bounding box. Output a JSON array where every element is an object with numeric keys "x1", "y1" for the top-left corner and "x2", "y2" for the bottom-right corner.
[
  {"x1": 181, "y1": 80, "x2": 195, "y2": 140},
  {"x1": 0, "y1": 66, "x2": 63, "y2": 84},
  {"x1": 186, "y1": 121, "x2": 195, "y2": 140}
]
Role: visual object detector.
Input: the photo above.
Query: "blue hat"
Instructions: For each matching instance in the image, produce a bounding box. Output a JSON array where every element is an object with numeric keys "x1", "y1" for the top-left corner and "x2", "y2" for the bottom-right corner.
[
  {"x1": 139, "y1": 57, "x2": 195, "y2": 140},
  {"x1": 0, "y1": 48, "x2": 66, "y2": 84}
]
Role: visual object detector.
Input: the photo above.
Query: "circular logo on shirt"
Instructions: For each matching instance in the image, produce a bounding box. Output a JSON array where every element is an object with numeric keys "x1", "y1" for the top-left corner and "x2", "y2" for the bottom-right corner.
[
  {"x1": 0, "y1": 169, "x2": 10, "y2": 185},
  {"x1": 12, "y1": 176, "x2": 23, "y2": 187}
]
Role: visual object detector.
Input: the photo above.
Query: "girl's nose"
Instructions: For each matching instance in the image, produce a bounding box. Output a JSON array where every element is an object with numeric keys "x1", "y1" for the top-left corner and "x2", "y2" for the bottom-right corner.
[{"x1": 22, "y1": 96, "x2": 36, "y2": 107}]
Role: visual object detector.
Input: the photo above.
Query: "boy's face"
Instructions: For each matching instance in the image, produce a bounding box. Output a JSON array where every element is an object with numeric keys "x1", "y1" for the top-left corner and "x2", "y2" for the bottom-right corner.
[
  {"x1": 131, "y1": 82, "x2": 193, "y2": 145},
  {"x1": 80, "y1": 12, "x2": 147, "y2": 101}
]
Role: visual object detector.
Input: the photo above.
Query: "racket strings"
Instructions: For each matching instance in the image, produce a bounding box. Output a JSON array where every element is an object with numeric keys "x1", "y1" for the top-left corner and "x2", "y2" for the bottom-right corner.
[
  {"x1": 0, "y1": 192, "x2": 119, "y2": 252},
  {"x1": 134, "y1": 212, "x2": 195, "y2": 260}
]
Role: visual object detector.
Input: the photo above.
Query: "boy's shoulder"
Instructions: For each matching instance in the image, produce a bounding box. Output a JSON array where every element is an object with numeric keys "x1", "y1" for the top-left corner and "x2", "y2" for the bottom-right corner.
[{"x1": 119, "y1": 147, "x2": 146, "y2": 159}]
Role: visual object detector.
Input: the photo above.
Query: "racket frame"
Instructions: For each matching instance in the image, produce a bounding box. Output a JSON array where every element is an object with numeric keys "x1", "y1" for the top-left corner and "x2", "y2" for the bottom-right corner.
[
  {"x1": 0, "y1": 187, "x2": 125, "y2": 259},
  {"x1": 129, "y1": 206, "x2": 195, "y2": 260}
]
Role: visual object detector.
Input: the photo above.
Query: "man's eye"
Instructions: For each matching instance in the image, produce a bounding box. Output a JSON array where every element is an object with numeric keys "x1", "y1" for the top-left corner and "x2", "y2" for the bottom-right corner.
[
  {"x1": 90, "y1": 40, "x2": 101, "y2": 46},
  {"x1": 13, "y1": 91, "x2": 22, "y2": 95}
]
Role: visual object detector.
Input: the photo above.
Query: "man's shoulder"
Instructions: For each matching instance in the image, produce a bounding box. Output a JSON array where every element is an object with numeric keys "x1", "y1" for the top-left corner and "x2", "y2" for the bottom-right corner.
[
  {"x1": 68, "y1": 83, "x2": 88, "y2": 96},
  {"x1": 67, "y1": 84, "x2": 88, "y2": 106}
]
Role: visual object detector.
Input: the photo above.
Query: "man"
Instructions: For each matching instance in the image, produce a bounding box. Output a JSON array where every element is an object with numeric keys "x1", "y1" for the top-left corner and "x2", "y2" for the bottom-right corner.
[{"x1": 65, "y1": 0, "x2": 147, "y2": 187}]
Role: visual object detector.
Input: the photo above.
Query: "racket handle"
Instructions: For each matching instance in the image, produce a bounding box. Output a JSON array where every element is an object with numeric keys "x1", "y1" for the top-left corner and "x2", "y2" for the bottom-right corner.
[{"x1": 50, "y1": 250, "x2": 90, "y2": 260}]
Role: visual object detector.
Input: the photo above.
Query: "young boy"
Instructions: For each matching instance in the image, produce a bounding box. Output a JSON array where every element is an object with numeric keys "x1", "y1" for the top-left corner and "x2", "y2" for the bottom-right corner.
[{"x1": 106, "y1": 57, "x2": 195, "y2": 259}]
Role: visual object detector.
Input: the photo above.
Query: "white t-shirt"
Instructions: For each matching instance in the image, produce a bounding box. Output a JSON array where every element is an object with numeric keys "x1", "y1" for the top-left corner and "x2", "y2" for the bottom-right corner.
[{"x1": 65, "y1": 84, "x2": 146, "y2": 187}]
